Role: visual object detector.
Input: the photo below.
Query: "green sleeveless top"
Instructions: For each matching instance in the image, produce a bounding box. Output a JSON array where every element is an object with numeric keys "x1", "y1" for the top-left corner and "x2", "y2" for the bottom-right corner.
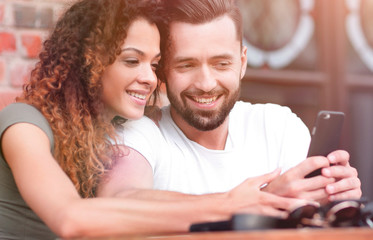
[{"x1": 0, "y1": 103, "x2": 57, "y2": 239}]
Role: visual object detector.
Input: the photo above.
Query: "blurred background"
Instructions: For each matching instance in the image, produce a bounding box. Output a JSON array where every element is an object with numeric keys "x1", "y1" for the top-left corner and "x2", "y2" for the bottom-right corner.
[{"x1": 0, "y1": 0, "x2": 372, "y2": 200}]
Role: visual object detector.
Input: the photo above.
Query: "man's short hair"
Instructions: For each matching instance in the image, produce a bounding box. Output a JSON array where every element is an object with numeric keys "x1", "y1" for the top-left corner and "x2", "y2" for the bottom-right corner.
[{"x1": 163, "y1": 0, "x2": 243, "y2": 43}]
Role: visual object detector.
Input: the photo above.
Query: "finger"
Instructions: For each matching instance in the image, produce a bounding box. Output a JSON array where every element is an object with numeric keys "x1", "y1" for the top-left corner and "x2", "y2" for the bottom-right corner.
[
  {"x1": 328, "y1": 188, "x2": 363, "y2": 201},
  {"x1": 260, "y1": 192, "x2": 316, "y2": 212},
  {"x1": 274, "y1": 176, "x2": 333, "y2": 199},
  {"x1": 325, "y1": 177, "x2": 361, "y2": 195},
  {"x1": 327, "y1": 150, "x2": 350, "y2": 166},
  {"x1": 289, "y1": 156, "x2": 330, "y2": 178},
  {"x1": 297, "y1": 188, "x2": 329, "y2": 202},
  {"x1": 258, "y1": 207, "x2": 289, "y2": 219},
  {"x1": 251, "y1": 168, "x2": 282, "y2": 187},
  {"x1": 238, "y1": 206, "x2": 288, "y2": 219},
  {"x1": 298, "y1": 176, "x2": 335, "y2": 191},
  {"x1": 322, "y1": 165, "x2": 358, "y2": 179}
]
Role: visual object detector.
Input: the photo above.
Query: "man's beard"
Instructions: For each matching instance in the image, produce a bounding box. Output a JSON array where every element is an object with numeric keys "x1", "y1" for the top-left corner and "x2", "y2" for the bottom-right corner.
[{"x1": 166, "y1": 84, "x2": 240, "y2": 131}]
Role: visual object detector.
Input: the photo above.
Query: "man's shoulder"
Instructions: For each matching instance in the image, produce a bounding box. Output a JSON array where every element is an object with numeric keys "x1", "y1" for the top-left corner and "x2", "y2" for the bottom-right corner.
[
  {"x1": 124, "y1": 116, "x2": 159, "y2": 130},
  {"x1": 121, "y1": 106, "x2": 172, "y2": 141},
  {"x1": 232, "y1": 101, "x2": 292, "y2": 116},
  {"x1": 128, "y1": 105, "x2": 171, "y2": 129},
  {"x1": 230, "y1": 101, "x2": 300, "y2": 131}
]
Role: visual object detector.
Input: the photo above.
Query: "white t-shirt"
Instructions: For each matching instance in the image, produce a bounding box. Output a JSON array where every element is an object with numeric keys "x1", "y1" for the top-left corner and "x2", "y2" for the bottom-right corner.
[{"x1": 120, "y1": 101, "x2": 311, "y2": 194}]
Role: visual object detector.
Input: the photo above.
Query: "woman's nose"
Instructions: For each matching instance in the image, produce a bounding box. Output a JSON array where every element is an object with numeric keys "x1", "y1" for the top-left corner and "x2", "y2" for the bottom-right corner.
[{"x1": 138, "y1": 64, "x2": 158, "y2": 86}]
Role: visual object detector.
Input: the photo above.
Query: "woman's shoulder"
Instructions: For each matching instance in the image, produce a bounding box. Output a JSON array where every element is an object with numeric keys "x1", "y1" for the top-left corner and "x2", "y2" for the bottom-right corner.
[
  {"x1": 0, "y1": 103, "x2": 54, "y2": 147},
  {"x1": 1, "y1": 102, "x2": 41, "y2": 115},
  {"x1": 0, "y1": 103, "x2": 46, "y2": 127}
]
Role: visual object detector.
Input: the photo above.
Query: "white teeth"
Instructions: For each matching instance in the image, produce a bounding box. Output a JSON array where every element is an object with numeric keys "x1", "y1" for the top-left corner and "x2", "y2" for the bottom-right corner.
[
  {"x1": 128, "y1": 91, "x2": 146, "y2": 100},
  {"x1": 193, "y1": 96, "x2": 217, "y2": 104}
]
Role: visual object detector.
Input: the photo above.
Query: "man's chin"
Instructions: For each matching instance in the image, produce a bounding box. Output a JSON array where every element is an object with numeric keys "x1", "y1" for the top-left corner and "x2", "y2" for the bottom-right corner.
[
  {"x1": 190, "y1": 121, "x2": 224, "y2": 131},
  {"x1": 191, "y1": 109, "x2": 217, "y2": 118},
  {"x1": 186, "y1": 114, "x2": 226, "y2": 131}
]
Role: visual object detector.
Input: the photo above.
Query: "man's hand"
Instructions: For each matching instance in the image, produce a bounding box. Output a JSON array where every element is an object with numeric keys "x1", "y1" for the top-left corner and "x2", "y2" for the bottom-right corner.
[
  {"x1": 322, "y1": 150, "x2": 362, "y2": 201},
  {"x1": 226, "y1": 169, "x2": 315, "y2": 219},
  {"x1": 262, "y1": 150, "x2": 362, "y2": 203}
]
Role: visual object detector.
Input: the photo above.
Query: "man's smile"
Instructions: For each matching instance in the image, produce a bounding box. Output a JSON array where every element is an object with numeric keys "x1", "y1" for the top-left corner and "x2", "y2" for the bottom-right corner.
[{"x1": 191, "y1": 96, "x2": 218, "y2": 104}]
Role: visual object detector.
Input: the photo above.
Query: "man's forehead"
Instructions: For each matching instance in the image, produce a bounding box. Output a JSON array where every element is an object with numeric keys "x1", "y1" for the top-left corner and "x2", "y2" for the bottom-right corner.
[
  {"x1": 167, "y1": 16, "x2": 241, "y2": 60},
  {"x1": 169, "y1": 15, "x2": 236, "y2": 36}
]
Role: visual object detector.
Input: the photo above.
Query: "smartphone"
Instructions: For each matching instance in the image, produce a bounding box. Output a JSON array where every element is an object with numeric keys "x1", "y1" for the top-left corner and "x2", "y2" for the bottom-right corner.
[{"x1": 304, "y1": 110, "x2": 345, "y2": 178}]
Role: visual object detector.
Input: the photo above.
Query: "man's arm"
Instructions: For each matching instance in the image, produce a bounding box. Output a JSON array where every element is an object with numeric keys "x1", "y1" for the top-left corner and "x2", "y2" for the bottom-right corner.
[
  {"x1": 262, "y1": 150, "x2": 362, "y2": 203},
  {"x1": 97, "y1": 146, "x2": 313, "y2": 218}
]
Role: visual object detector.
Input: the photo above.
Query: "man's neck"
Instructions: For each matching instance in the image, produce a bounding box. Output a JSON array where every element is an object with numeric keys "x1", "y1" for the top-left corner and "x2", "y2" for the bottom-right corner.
[{"x1": 170, "y1": 108, "x2": 229, "y2": 150}]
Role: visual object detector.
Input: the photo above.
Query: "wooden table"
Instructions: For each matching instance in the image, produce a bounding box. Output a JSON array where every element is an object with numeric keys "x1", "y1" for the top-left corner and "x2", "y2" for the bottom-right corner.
[{"x1": 73, "y1": 227, "x2": 373, "y2": 240}]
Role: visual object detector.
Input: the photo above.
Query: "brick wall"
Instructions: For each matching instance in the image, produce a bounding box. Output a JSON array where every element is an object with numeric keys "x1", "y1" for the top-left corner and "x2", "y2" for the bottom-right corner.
[
  {"x1": 0, "y1": 0, "x2": 169, "y2": 110},
  {"x1": 0, "y1": 0, "x2": 70, "y2": 110}
]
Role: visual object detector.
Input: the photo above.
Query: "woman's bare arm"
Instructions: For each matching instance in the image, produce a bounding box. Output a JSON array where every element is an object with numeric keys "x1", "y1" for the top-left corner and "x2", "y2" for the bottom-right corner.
[{"x1": 1, "y1": 123, "x2": 230, "y2": 237}]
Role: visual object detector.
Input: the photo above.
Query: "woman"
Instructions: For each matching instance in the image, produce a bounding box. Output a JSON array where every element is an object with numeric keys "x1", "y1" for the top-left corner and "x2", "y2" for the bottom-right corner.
[{"x1": 0, "y1": 0, "x2": 167, "y2": 238}]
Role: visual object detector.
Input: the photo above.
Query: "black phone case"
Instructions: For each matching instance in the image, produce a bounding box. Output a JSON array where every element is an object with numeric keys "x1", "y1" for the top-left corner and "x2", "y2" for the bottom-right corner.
[{"x1": 305, "y1": 111, "x2": 344, "y2": 178}]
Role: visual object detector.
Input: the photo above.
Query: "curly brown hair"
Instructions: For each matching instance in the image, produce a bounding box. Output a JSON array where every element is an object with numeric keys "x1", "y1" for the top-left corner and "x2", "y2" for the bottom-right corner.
[{"x1": 17, "y1": 0, "x2": 165, "y2": 198}]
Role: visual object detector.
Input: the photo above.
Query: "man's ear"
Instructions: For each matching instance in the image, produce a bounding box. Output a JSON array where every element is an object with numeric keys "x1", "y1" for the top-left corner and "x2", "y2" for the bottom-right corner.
[{"x1": 240, "y1": 45, "x2": 248, "y2": 79}]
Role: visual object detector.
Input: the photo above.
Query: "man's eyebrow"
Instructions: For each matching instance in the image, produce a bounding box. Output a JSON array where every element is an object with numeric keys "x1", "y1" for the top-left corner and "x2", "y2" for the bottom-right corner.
[
  {"x1": 173, "y1": 54, "x2": 234, "y2": 63},
  {"x1": 210, "y1": 54, "x2": 234, "y2": 60},
  {"x1": 173, "y1": 57, "x2": 196, "y2": 63},
  {"x1": 121, "y1": 48, "x2": 161, "y2": 58}
]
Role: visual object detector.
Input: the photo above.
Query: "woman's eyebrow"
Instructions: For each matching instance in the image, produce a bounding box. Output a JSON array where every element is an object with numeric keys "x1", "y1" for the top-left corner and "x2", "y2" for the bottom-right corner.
[
  {"x1": 121, "y1": 47, "x2": 145, "y2": 56},
  {"x1": 122, "y1": 47, "x2": 161, "y2": 58}
]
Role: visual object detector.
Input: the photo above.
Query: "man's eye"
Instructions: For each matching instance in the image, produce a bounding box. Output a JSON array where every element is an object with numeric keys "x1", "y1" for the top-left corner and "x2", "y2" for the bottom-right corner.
[
  {"x1": 215, "y1": 61, "x2": 230, "y2": 69},
  {"x1": 178, "y1": 63, "x2": 193, "y2": 69}
]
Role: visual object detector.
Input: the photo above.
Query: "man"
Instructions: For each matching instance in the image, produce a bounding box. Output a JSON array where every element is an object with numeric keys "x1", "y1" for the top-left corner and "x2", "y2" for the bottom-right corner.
[{"x1": 98, "y1": 0, "x2": 361, "y2": 219}]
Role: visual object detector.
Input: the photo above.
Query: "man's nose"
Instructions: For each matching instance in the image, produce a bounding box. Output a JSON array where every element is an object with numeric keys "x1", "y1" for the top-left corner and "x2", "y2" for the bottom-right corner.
[{"x1": 194, "y1": 65, "x2": 217, "y2": 92}]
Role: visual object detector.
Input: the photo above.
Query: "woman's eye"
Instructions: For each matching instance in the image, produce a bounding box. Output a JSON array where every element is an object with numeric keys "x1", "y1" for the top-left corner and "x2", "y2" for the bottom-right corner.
[
  {"x1": 123, "y1": 59, "x2": 139, "y2": 66},
  {"x1": 151, "y1": 63, "x2": 159, "y2": 71}
]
